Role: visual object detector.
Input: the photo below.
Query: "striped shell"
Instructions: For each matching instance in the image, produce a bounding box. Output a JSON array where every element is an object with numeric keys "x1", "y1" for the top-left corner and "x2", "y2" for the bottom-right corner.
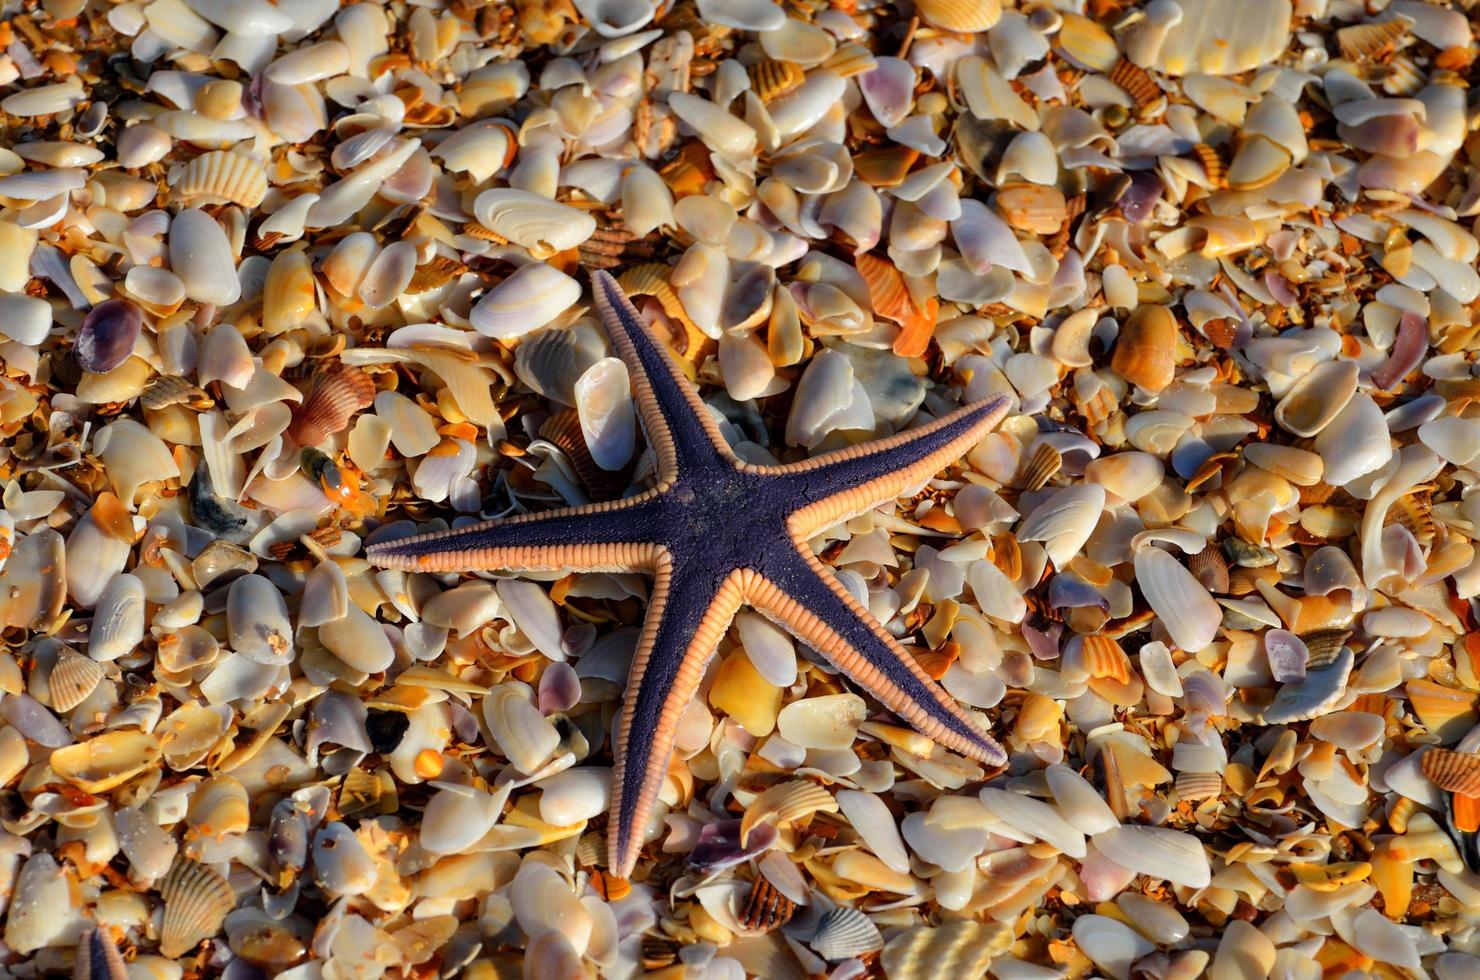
[
  {"x1": 540, "y1": 409, "x2": 627, "y2": 500},
  {"x1": 75, "y1": 928, "x2": 129, "y2": 980},
  {"x1": 1188, "y1": 546, "x2": 1230, "y2": 593},
  {"x1": 810, "y1": 906, "x2": 884, "y2": 961},
  {"x1": 175, "y1": 151, "x2": 267, "y2": 208},
  {"x1": 1110, "y1": 58, "x2": 1161, "y2": 106},
  {"x1": 1422, "y1": 748, "x2": 1480, "y2": 797},
  {"x1": 1302, "y1": 628, "x2": 1351, "y2": 668},
  {"x1": 880, "y1": 922, "x2": 1012, "y2": 980},
  {"x1": 1187, "y1": 143, "x2": 1225, "y2": 186},
  {"x1": 748, "y1": 60, "x2": 806, "y2": 103},
  {"x1": 288, "y1": 366, "x2": 377, "y2": 447},
  {"x1": 48, "y1": 646, "x2": 105, "y2": 712},
  {"x1": 1081, "y1": 634, "x2": 1131, "y2": 684},
  {"x1": 915, "y1": 0, "x2": 1001, "y2": 33},
  {"x1": 159, "y1": 855, "x2": 236, "y2": 958},
  {"x1": 1175, "y1": 771, "x2": 1223, "y2": 801},
  {"x1": 740, "y1": 874, "x2": 796, "y2": 931},
  {"x1": 740, "y1": 779, "x2": 838, "y2": 845},
  {"x1": 1336, "y1": 19, "x2": 1408, "y2": 61},
  {"x1": 1020, "y1": 442, "x2": 1062, "y2": 491}
]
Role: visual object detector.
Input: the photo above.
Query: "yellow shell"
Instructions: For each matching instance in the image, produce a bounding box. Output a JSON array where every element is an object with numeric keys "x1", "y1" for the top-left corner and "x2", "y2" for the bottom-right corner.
[
  {"x1": 915, "y1": 0, "x2": 1001, "y2": 32},
  {"x1": 747, "y1": 60, "x2": 805, "y2": 103},
  {"x1": 194, "y1": 79, "x2": 243, "y2": 121},
  {"x1": 50, "y1": 731, "x2": 161, "y2": 793},
  {"x1": 739, "y1": 779, "x2": 838, "y2": 845},
  {"x1": 1080, "y1": 634, "x2": 1131, "y2": 684},
  {"x1": 880, "y1": 921, "x2": 1012, "y2": 980},
  {"x1": 1109, "y1": 58, "x2": 1161, "y2": 107},
  {"x1": 994, "y1": 182, "x2": 1068, "y2": 235},
  {"x1": 160, "y1": 855, "x2": 236, "y2": 958},
  {"x1": 186, "y1": 775, "x2": 251, "y2": 841},
  {"x1": 1406, "y1": 679, "x2": 1479, "y2": 743},
  {"x1": 261, "y1": 248, "x2": 318, "y2": 335},
  {"x1": 175, "y1": 150, "x2": 268, "y2": 208},
  {"x1": 1174, "y1": 771, "x2": 1222, "y2": 801},
  {"x1": 1019, "y1": 442, "x2": 1062, "y2": 491},
  {"x1": 1014, "y1": 693, "x2": 1063, "y2": 743},
  {"x1": 47, "y1": 646, "x2": 105, "y2": 713},
  {"x1": 1336, "y1": 18, "x2": 1408, "y2": 62}
]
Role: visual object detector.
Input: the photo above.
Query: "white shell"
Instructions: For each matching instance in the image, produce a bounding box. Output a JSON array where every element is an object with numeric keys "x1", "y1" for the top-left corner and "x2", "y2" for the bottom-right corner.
[
  {"x1": 169, "y1": 209, "x2": 241, "y2": 307},
  {"x1": 318, "y1": 605, "x2": 393, "y2": 673},
  {"x1": 469, "y1": 263, "x2": 581, "y2": 340},
  {"x1": 1090, "y1": 825, "x2": 1211, "y2": 887},
  {"x1": 420, "y1": 783, "x2": 502, "y2": 853},
  {"x1": 473, "y1": 189, "x2": 597, "y2": 255},
  {"x1": 1133, "y1": 547, "x2": 1221, "y2": 652},
  {"x1": 573, "y1": 358, "x2": 637, "y2": 471}
]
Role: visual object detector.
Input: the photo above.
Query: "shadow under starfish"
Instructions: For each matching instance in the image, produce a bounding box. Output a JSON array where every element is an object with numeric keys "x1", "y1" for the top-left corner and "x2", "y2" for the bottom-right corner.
[{"x1": 368, "y1": 270, "x2": 1010, "y2": 877}]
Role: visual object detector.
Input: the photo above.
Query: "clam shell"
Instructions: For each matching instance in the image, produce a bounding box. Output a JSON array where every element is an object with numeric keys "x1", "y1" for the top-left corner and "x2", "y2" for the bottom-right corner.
[
  {"x1": 810, "y1": 906, "x2": 883, "y2": 961},
  {"x1": 881, "y1": 921, "x2": 1011, "y2": 980},
  {"x1": 473, "y1": 189, "x2": 597, "y2": 257},
  {"x1": 159, "y1": 855, "x2": 235, "y2": 958},
  {"x1": 1263, "y1": 647, "x2": 1354, "y2": 724},
  {"x1": 76, "y1": 299, "x2": 144, "y2": 374},
  {"x1": 1134, "y1": 547, "x2": 1221, "y2": 652},
  {"x1": 777, "y1": 693, "x2": 866, "y2": 750},
  {"x1": 979, "y1": 788, "x2": 1086, "y2": 857},
  {"x1": 573, "y1": 357, "x2": 637, "y2": 472},
  {"x1": 1090, "y1": 824, "x2": 1211, "y2": 888},
  {"x1": 47, "y1": 646, "x2": 105, "y2": 713},
  {"x1": 1407, "y1": 679, "x2": 1479, "y2": 743},
  {"x1": 421, "y1": 782, "x2": 502, "y2": 853},
  {"x1": 174, "y1": 151, "x2": 267, "y2": 207},
  {"x1": 469, "y1": 263, "x2": 581, "y2": 340},
  {"x1": 51, "y1": 731, "x2": 162, "y2": 793},
  {"x1": 288, "y1": 366, "x2": 376, "y2": 447},
  {"x1": 740, "y1": 780, "x2": 838, "y2": 845},
  {"x1": 1110, "y1": 305, "x2": 1177, "y2": 393},
  {"x1": 169, "y1": 208, "x2": 241, "y2": 307}
]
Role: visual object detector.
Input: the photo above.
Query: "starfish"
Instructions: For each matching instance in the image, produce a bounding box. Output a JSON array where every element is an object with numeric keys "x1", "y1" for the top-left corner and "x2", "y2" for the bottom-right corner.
[{"x1": 368, "y1": 270, "x2": 1010, "y2": 877}]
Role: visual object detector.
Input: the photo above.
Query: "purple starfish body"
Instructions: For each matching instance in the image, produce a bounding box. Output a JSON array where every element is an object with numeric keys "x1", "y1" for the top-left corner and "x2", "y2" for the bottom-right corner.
[{"x1": 368, "y1": 270, "x2": 1010, "y2": 876}]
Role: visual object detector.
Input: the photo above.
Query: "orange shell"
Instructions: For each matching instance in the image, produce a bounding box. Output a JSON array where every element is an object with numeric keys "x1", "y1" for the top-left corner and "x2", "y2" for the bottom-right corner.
[
  {"x1": 1110, "y1": 304, "x2": 1178, "y2": 393},
  {"x1": 1421, "y1": 747, "x2": 1480, "y2": 796},
  {"x1": 1081, "y1": 633, "x2": 1131, "y2": 684},
  {"x1": 289, "y1": 366, "x2": 377, "y2": 447}
]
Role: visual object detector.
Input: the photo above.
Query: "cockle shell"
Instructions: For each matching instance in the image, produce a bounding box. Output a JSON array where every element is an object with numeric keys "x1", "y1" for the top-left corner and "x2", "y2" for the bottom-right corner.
[
  {"x1": 288, "y1": 367, "x2": 376, "y2": 447},
  {"x1": 47, "y1": 647, "x2": 105, "y2": 713},
  {"x1": 159, "y1": 856, "x2": 236, "y2": 958},
  {"x1": 1422, "y1": 749, "x2": 1480, "y2": 796},
  {"x1": 810, "y1": 906, "x2": 883, "y2": 961},
  {"x1": 740, "y1": 780, "x2": 838, "y2": 845},
  {"x1": 1111, "y1": 305, "x2": 1177, "y2": 393},
  {"x1": 174, "y1": 151, "x2": 267, "y2": 207}
]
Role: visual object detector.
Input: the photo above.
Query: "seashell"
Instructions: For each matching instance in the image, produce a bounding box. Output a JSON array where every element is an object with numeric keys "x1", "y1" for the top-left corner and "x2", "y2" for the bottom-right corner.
[
  {"x1": 319, "y1": 605, "x2": 394, "y2": 674},
  {"x1": 288, "y1": 367, "x2": 376, "y2": 447},
  {"x1": 1056, "y1": 13, "x2": 1120, "y2": 71},
  {"x1": 473, "y1": 189, "x2": 596, "y2": 258},
  {"x1": 1135, "y1": 547, "x2": 1221, "y2": 652},
  {"x1": 880, "y1": 921, "x2": 1011, "y2": 980},
  {"x1": 3, "y1": 854, "x2": 84, "y2": 953},
  {"x1": 89, "y1": 573, "x2": 146, "y2": 662},
  {"x1": 1111, "y1": 305, "x2": 1177, "y2": 393},
  {"x1": 169, "y1": 208, "x2": 241, "y2": 307},
  {"x1": 777, "y1": 693, "x2": 867, "y2": 749},
  {"x1": 1153, "y1": 0, "x2": 1291, "y2": 76},
  {"x1": 1407, "y1": 679, "x2": 1479, "y2": 743},
  {"x1": 1263, "y1": 629, "x2": 1308, "y2": 683},
  {"x1": 1018, "y1": 484, "x2": 1104, "y2": 570},
  {"x1": 1091, "y1": 824, "x2": 1211, "y2": 888},
  {"x1": 748, "y1": 59, "x2": 806, "y2": 104},
  {"x1": 1422, "y1": 748, "x2": 1480, "y2": 796},
  {"x1": 1109, "y1": 59, "x2": 1161, "y2": 107},
  {"x1": 1071, "y1": 914, "x2": 1156, "y2": 979},
  {"x1": 174, "y1": 151, "x2": 267, "y2": 208},
  {"x1": 573, "y1": 358, "x2": 637, "y2": 472},
  {"x1": 159, "y1": 855, "x2": 235, "y2": 958},
  {"x1": 994, "y1": 183, "x2": 1067, "y2": 235},
  {"x1": 469, "y1": 263, "x2": 581, "y2": 340},
  {"x1": 51, "y1": 731, "x2": 162, "y2": 793},
  {"x1": 47, "y1": 647, "x2": 104, "y2": 713},
  {"x1": 740, "y1": 874, "x2": 796, "y2": 931},
  {"x1": 421, "y1": 782, "x2": 502, "y2": 853},
  {"x1": 117, "y1": 124, "x2": 173, "y2": 169},
  {"x1": 741, "y1": 780, "x2": 838, "y2": 845},
  {"x1": 810, "y1": 906, "x2": 883, "y2": 961},
  {"x1": 186, "y1": 775, "x2": 250, "y2": 840},
  {"x1": 1079, "y1": 634, "x2": 1131, "y2": 684},
  {"x1": 0, "y1": 294, "x2": 51, "y2": 347},
  {"x1": 1263, "y1": 647, "x2": 1354, "y2": 724},
  {"x1": 1314, "y1": 393, "x2": 1392, "y2": 488},
  {"x1": 1337, "y1": 19, "x2": 1408, "y2": 62},
  {"x1": 75, "y1": 300, "x2": 144, "y2": 374},
  {"x1": 1019, "y1": 442, "x2": 1061, "y2": 491},
  {"x1": 1175, "y1": 771, "x2": 1223, "y2": 800},
  {"x1": 228, "y1": 574, "x2": 294, "y2": 665},
  {"x1": 75, "y1": 928, "x2": 130, "y2": 980},
  {"x1": 980, "y1": 787, "x2": 1086, "y2": 857},
  {"x1": 1275, "y1": 359, "x2": 1358, "y2": 437}
]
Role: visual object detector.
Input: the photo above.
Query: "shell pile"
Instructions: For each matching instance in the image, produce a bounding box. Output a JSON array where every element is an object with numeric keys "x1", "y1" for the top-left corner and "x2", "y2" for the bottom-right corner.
[{"x1": 2, "y1": 0, "x2": 1480, "y2": 975}]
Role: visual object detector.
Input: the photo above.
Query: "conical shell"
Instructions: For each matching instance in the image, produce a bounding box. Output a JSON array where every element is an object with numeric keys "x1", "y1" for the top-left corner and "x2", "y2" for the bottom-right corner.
[
  {"x1": 811, "y1": 906, "x2": 884, "y2": 961},
  {"x1": 288, "y1": 366, "x2": 376, "y2": 447},
  {"x1": 880, "y1": 921, "x2": 1012, "y2": 980},
  {"x1": 1422, "y1": 748, "x2": 1480, "y2": 796},
  {"x1": 1111, "y1": 305, "x2": 1177, "y2": 393},
  {"x1": 159, "y1": 855, "x2": 235, "y2": 958},
  {"x1": 48, "y1": 646, "x2": 105, "y2": 713},
  {"x1": 175, "y1": 151, "x2": 267, "y2": 208}
]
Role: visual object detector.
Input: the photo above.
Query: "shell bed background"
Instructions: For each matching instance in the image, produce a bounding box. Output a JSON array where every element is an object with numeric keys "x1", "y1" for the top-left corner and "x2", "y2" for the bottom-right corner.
[{"x1": 1, "y1": 0, "x2": 1480, "y2": 973}]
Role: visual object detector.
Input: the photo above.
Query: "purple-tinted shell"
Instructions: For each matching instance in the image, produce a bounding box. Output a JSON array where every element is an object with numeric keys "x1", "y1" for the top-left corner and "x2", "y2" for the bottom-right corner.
[
  {"x1": 1264, "y1": 269, "x2": 1299, "y2": 308},
  {"x1": 76, "y1": 298, "x2": 144, "y2": 373},
  {"x1": 1117, "y1": 170, "x2": 1163, "y2": 224},
  {"x1": 1047, "y1": 572, "x2": 1111, "y2": 613},
  {"x1": 0, "y1": 692, "x2": 73, "y2": 747},
  {"x1": 1264, "y1": 628, "x2": 1309, "y2": 684},
  {"x1": 1372, "y1": 311, "x2": 1427, "y2": 391},
  {"x1": 538, "y1": 661, "x2": 582, "y2": 715},
  {"x1": 1022, "y1": 621, "x2": 1062, "y2": 661},
  {"x1": 688, "y1": 819, "x2": 778, "y2": 872}
]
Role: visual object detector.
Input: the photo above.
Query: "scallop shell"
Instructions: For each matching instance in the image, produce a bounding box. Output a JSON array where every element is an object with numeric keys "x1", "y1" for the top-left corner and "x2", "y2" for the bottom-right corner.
[
  {"x1": 1019, "y1": 442, "x2": 1062, "y2": 491},
  {"x1": 159, "y1": 855, "x2": 236, "y2": 958},
  {"x1": 1175, "y1": 771, "x2": 1223, "y2": 801},
  {"x1": 1110, "y1": 58, "x2": 1161, "y2": 107},
  {"x1": 175, "y1": 150, "x2": 267, "y2": 207},
  {"x1": 1337, "y1": 19, "x2": 1408, "y2": 61},
  {"x1": 1080, "y1": 634, "x2": 1131, "y2": 684},
  {"x1": 880, "y1": 921, "x2": 1012, "y2": 980},
  {"x1": 810, "y1": 906, "x2": 884, "y2": 961},
  {"x1": 1111, "y1": 305, "x2": 1177, "y2": 393},
  {"x1": 740, "y1": 874, "x2": 796, "y2": 931},
  {"x1": 47, "y1": 646, "x2": 105, "y2": 713},
  {"x1": 748, "y1": 59, "x2": 805, "y2": 103},
  {"x1": 1188, "y1": 546, "x2": 1230, "y2": 593},
  {"x1": 740, "y1": 780, "x2": 839, "y2": 845},
  {"x1": 288, "y1": 366, "x2": 376, "y2": 447}
]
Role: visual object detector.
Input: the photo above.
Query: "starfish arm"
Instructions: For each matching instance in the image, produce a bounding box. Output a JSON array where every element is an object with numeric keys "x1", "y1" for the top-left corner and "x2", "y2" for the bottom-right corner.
[
  {"x1": 765, "y1": 395, "x2": 1011, "y2": 538},
  {"x1": 608, "y1": 557, "x2": 747, "y2": 877},
  {"x1": 365, "y1": 492, "x2": 667, "y2": 573},
  {"x1": 590, "y1": 270, "x2": 737, "y2": 477},
  {"x1": 745, "y1": 552, "x2": 1006, "y2": 766}
]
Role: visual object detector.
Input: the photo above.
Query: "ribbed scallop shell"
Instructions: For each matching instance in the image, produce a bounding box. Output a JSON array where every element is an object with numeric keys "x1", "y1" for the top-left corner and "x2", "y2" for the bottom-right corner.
[
  {"x1": 1081, "y1": 634, "x2": 1131, "y2": 684},
  {"x1": 1336, "y1": 19, "x2": 1408, "y2": 61},
  {"x1": 811, "y1": 906, "x2": 884, "y2": 961},
  {"x1": 1110, "y1": 58, "x2": 1161, "y2": 107},
  {"x1": 748, "y1": 60, "x2": 805, "y2": 103},
  {"x1": 740, "y1": 874, "x2": 796, "y2": 931},
  {"x1": 740, "y1": 779, "x2": 838, "y2": 845},
  {"x1": 175, "y1": 151, "x2": 267, "y2": 208},
  {"x1": 1175, "y1": 771, "x2": 1223, "y2": 801},
  {"x1": 915, "y1": 0, "x2": 1001, "y2": 32},
  {"x1": 1301, "y1": 628, "x2": 1351, "y2": 669},
  {"x1": 1019, "y1": 442, "x2": 1062, "y2": 491},
  {"x1": 1422, "y1": 748, "x2": 1480, "y2": 796},
  {"x1": 159, "y1": 855, "x2": 236, "y2": 958},
  {"x1": 880, "y1": 922, "x2": 1012, "y2": 980},
  {"x1": 1187, "y1": 143, "x2": 1225, "y2": 186},
  {"x1": 288, "y1": 366, "x2": 376, "y2": 447},
  {"x1": 1188, "y1": 546, "x2": 1230, "y2": 593},
  {"x1": 48, "y1": 646, "x2": 105, "y2": 712}
]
